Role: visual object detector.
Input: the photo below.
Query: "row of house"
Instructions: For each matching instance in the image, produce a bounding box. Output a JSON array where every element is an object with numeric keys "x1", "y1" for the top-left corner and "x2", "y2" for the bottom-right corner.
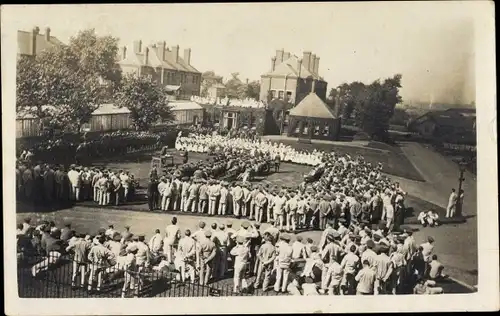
[{"x1": 17, "y1": 26, "x2": 340, "y2": 140}]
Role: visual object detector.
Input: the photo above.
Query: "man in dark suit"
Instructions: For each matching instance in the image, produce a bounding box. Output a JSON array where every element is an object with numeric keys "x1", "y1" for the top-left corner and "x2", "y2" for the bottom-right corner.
[{"x1": 147, "y1": 178, "x2": 159, "y2": 211}]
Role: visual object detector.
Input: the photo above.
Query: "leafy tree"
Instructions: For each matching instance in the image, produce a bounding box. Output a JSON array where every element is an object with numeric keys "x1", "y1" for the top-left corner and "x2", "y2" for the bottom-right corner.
[
  {"x1": 245, "y1": 80, "x2": 261, "y2": 100},
  {"x1": 224, "y1": 72, "x2": 244, "y2": 98},
  {"x1": 114, "y1": 74, "x2": 174, "y2": 131},
  {"x1": 201, "y1": 70, "x2": 223, "y2": 97},
  {"x1": 16, "y1": 45, "x2": 102, "y2": 136},
  {"x1": 352, "y1": 74, "x2": 403, "y2": 140},
  {"x1": 16, "y1": 28, "x2": 121, "y2": 136}
]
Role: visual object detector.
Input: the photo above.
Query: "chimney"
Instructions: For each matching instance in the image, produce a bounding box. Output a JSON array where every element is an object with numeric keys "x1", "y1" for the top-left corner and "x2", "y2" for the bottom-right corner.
[
  {"x1": 144, "y1": 47, "x2": 149, "y2": 65},
  {"x1": 183, "y1": 48, "x2": 191, "y2": 65},
  {"x1": 44, "y1": 27, "x2": 51, "y2": 42},
  {"x1": 302, "y1": 51, "x2": 312, "y2": 73},
  {"x1": 30, "y1": 27, "x2": 39, "y2": 56},
  {"x1": 122, "y1": 46, "x2": 127, "y2": 59},
  {"x1": 283, "y1": 51, "x2": 290, "y2": 61},
  {"x1": 271, "y1": 56, "x2": 277, "y2": 71},
  {"x1": 133, "y1": 40, "x2": 142, "y2": 53},
  {"x1": 310, "y1": 54, "x2": 316, "y2": 72},
  {"x1": 157, "y1": 41, "x2": 166, "y2": 60},
  {"x1": 172, "y1": 45, "x2": 179, "y2": 63},
  {"x1": 314, "y1": 57, "x2": 320, "y2": 74},
  {"x1": 276, "y1": 49, "x2": 284, "y2": 64}
]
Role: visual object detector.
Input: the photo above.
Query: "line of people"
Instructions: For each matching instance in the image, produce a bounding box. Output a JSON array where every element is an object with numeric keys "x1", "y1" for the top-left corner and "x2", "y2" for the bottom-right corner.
[{"x1": 16, "y1": 161, "x2": 138, "y2": 206}]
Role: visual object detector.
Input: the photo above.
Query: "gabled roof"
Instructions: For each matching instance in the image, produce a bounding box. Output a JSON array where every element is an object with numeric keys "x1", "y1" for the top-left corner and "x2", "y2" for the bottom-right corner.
[
  {"x1": 289, "y1": 92, "x2": 336, "y2": 119},
  {"x1": 92, "y1": 104, "x2": 131, "y2": 115},
  {"x1": 17, "y1": 30, "x2": 64, "y2": 56},
  {"x1": 262, "y1": 55, "x2": 322, "y2": 80},
  {"x1": 119, "y1": 44, "x2": 200, "y2": 74}
]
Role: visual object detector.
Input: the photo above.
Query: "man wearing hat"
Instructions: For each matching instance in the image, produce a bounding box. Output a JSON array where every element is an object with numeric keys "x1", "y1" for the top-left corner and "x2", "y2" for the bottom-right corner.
[
  {"x1": 186, "y1": 177, "x2": 200, "y2": 213},
  {"x1": 180, "y1": 177, "x2": 190, "y2": 212},
  {"x1": 402, "y1": 228, "x2": 416, "y2": 262},
  {"x1": 372, "y1": 244, "x2": 393, "y2": 295},
  {"x1": 264, "y1": 219, "x2": 280, "y2": 244},
  {"x1": 230, "y1": 235, "x2": 251, "y2": 293},
  {"x1": 291, "y1": 235, "x2": 306, "y2": 260},
  {"x1": 320, "y1": 232, "x2": 342, "y2": 291},
  {"x1": 214, "y1": 224, "x2": 230, "y2": 278},
  {"x1": 148, "y1": 229, "x2": 163, "y2": 257},
  {"x1": 198, "y1": 179, "x2": 209, "y2": 214},
  {"x1": 361, "y1": 239, "x2": 377, "y2": 270},
  {"x1": 66, "y1": 233, "x2": 92, "y2": 289},
  {"x1": 318, "y1": 194, "x2": 332, "y2": 231},
  {"x1": 198, "y1": 230, "x2": 217, "y2": 285},
  {"x1": 318, "y1": 220, "x2": 336, "y2": 250},
  {"x1": 121, "y1": 244, "x2": 139, "y2": 298},
  {"x1": 273, "y1": 191, "x2": 287, "y2": 231},
  {"x1": 208, "y1": 179, "x2": 221, "y2": 216},
  {"x1": 231, "y1": 182, "x2": 244, "y2": 218},
  {"x1": 87, "y1": 235, "x2": 116, "y2": 293},
  {"x1": 164, "y1": 217, "x2": 181, "y2": 264},
  {"x1": 254, "y1": 232, "x2": 277, "y2": 291},
  {"x1": 285, "y1": 192, "x2": 298, "y2": 233},
  {"x1": 248, "y1": 185, "x2": 260, "y2": 220},
  {"x1": 177, "y1": 229, "x2": 196, "y2": 282},
  {"x1": 274, "y1": 234, "x2": 293, "y2": 293},
  {"x1": 67, "y1": 164, "x2": 81, "y2": 201},
  {"x1": 218, "y1": 181, "x2": 229, "y2": 216},
  {"x1": 254, "y1": 186, "x2": 268, "y2": 223}
]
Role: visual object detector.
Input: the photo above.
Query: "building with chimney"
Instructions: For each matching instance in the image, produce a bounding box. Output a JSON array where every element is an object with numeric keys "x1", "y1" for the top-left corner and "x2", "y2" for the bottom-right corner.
[
  {"x1": 260, "y1": 49, "x2": 328, "y2": 106},
  {"x1": 17, "y1": 26, "x2": 63, "y2": 58},
  {"x1": 118, "y1": 40, "x2": 202, "y2": 100}
]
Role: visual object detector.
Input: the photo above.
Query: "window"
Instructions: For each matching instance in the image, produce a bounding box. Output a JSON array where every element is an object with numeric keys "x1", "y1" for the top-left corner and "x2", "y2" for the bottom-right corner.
[
  {"x1": 323, "y1": 125, "x2": 330, "y2": 136},
  {"x1": 286, "y1": 91, "x2": 292, "y2": 101},
  {"x1": 271, "y1": 90, "x2": 277, "y2": 99},
  {"x1": 278, "y1": 91, "x2": 284, "y2": 100},
  {"x1": 145, "y1": 74, "x2": 153, "y2": 82},
  {"x1": 192, "y1": 75, "x2": 196, "y2": 84}
]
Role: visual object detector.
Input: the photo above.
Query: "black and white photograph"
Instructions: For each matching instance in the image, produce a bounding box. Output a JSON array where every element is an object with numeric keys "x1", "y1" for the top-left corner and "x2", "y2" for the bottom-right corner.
[{"x1": 2, "y1": 2, "x2": 497, "y2": 314}]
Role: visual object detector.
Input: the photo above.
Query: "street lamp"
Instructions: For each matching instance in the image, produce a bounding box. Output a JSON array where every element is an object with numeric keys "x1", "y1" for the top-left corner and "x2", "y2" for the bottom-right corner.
[{"x1": 455, "y1": 159, "x2": 468, "y2": 218}]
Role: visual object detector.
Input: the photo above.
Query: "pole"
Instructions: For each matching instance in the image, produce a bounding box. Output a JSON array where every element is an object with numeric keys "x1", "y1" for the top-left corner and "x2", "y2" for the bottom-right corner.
[{"x1": 456, "y1": 164, "x2": 465, "y2": 217}]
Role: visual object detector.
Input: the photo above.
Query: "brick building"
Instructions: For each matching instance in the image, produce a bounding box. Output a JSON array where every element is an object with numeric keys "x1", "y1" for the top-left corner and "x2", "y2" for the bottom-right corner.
[
  {"x1": 118, "y1": 40, "x2": 202, "y2": 100},
  {"x1": 260, "y1": 49, "x2": 328, "y2": 106},
  {"x1": 17, "y1": 26, "x2": 63, "y2": 58}
]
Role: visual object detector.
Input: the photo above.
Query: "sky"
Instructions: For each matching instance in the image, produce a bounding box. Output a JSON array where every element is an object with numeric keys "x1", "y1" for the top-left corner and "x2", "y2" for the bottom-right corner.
[{"x1": 7, "y1": 2, "x2": 477, "y2": 105}]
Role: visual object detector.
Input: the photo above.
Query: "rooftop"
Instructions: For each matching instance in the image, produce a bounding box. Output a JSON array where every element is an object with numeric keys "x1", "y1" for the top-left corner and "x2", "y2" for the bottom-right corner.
[{"x1": 289, "y1": 92, "x2": 337, "y2": 119}]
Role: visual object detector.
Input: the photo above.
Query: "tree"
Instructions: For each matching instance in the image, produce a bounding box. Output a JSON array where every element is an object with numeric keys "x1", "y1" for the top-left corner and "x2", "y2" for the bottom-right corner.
[
  {"x1": 16, "y1": 46, "x2": 102, "y2": 136},
  {"x1": 114, "y1": 74, "x2": 174, "y2": 131},
  {"x1": 16, "y1": 28, "x2": 122, "y2": 136},
  {"x1": 201, "y1": 70, "x2": 223, "y2": 97},
  {"x1": 352, "y1": 74, "x2": 403, "y2": 140},
  {"x1": 224, "y1": 72, "x2": 244, "y2": 98},
  {"x1": 245, "y1": 80, "x2": 261, "y2": 100}
]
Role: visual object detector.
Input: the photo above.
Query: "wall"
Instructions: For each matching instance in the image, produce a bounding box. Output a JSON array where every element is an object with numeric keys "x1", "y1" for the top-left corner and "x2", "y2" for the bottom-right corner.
[
  {"x1": 171, "y1": 109, "x2": 204, "y2": 125},
  {"x1": 260, "y1": 77, "x2": 298, "y2": 104}
]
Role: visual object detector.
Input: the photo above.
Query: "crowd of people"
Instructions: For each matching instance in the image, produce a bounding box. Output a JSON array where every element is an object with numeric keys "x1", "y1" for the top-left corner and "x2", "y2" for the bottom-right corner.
[
  {"x1": 16, "y1": 131, "x2": 452, "y2": 296},
  {"x1": 17, "y1": 215, "x2": 447, "y2": 297},
  {"x1": 16, "y1": 162, "x2": 139, "y2": 206}
]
